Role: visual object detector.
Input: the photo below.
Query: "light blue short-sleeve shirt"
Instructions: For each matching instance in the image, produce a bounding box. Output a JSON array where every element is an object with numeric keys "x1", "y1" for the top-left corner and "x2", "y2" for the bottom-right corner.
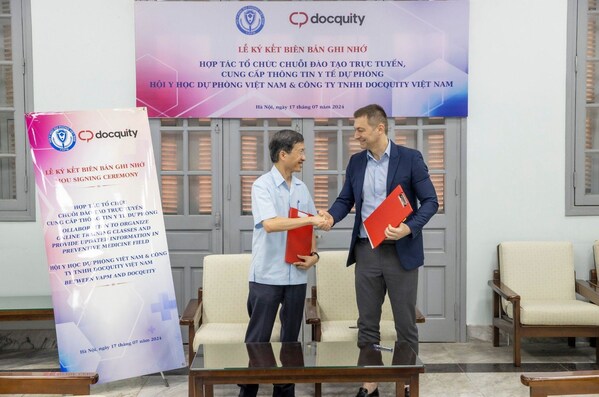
[
  {"x1": 250, "y1": 166, "x2": 317, "y2": 285},
  {"x1": 360, "y1": 140, "x2": 391, "y2": 238}
]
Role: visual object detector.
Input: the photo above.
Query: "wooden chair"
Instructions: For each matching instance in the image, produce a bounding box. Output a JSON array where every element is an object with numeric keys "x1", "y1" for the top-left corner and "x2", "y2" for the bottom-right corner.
[
  {"x1": 0, "y1": 371, "x2": 98, "y2": 395},
  {"x1": 521, "y1": 370, "x2": 599, "y2": 397},
  {"x1": 590, "y1": 240, "x2": 599, "y2": 284},
  {"x1": 489, "y1": 241, "x2": 599, "y2": 367},
  {"x1": 179, "y1": 254, "x2": 280, "y2": 364},
  {"x1": 305, "y1": 251, "x2": 425, "y2": 342}
]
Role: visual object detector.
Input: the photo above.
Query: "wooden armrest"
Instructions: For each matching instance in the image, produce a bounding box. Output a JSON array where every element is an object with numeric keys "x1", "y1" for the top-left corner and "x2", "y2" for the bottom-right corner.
[
  {"x1": 521, "y1": 370, "x2": 599, "y2": 396},
  {"x1": 487, "y1": 279, "x2": 520, "y2": 302},
  {"x1": 0, "y1": 371, "x2": 98, "y2": 395},
  {"x1": 305, "y1": 297, "x2": 321, "y2": 325},
  {"x1": 180, "y1": 288, "x2": 203, "y2": 366},
  {"x1": 305, "y1": 296, "x2": 322, "y2": 341},
  {"x1": 179, "y1": 298, "x2": 199, "y2": 326},
  {"x1": 415, "y1": 307, "x2": 425, "y2": 323},
  {"x1": 576, "y1": 279, "x2": 599, "y2": 305}
]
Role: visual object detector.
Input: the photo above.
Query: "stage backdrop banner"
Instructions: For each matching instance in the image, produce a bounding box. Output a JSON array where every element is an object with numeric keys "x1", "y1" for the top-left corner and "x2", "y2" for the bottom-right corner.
[
  {"x1": 26, "y1": 108, "x2": 186, "y2": 384},
  {"x1": 135, "y1": 1, "x2": 469, "y2": 118}
]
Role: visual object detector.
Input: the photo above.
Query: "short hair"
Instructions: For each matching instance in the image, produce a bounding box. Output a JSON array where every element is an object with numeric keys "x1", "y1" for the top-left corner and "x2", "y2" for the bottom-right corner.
[
  {"x1": 354, "y1": 104, "x2": 388, "y2": 134},
  {"x1": 269, "y1": 129, "x2": 304, "y2": 163}
]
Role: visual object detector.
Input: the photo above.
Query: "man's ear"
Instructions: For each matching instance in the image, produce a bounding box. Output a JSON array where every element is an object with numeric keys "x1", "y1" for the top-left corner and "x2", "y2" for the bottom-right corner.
[{"x1": 278, "y1": 150, "x2": 287, "y2": 161}]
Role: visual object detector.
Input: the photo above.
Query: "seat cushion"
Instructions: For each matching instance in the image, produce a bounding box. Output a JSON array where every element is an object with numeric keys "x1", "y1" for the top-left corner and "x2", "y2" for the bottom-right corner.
[
  {"x1": 316, "y1": 251, "x2": 394, "y2": 322},
  {"x1": 499, "y1": 241, "x2": 576, "y2": 301},
  {"x1": 320, "y1": 320, "x2": 397, "y2": 342},
  {"x1": 202, "y1": 254, "x2": 252, "y2": 324},
  {"x1": 505, "y1": 300, "x2": 599, "y2": 326},
  {"x1": 193, "y1": 322, "x2": 281, "y2": 352},
  {"x1": 499, "y1": 241, "x2": 576, "y2": 314}
]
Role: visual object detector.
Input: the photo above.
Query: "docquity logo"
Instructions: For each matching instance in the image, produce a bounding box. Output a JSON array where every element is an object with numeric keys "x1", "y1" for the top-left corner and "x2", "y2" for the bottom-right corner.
[
  {"x1": 48, "y1": 125, "x2": 76, "y2": 152},
  {"x1": 77, "y1": 128, "x2": 138, "y2": 143},
  {"x1": 289, "y1": 11, "x2": 366, "y2": 29},
  {"x1": 236, "y1": 5, "x2": 265, "y2": 35}
]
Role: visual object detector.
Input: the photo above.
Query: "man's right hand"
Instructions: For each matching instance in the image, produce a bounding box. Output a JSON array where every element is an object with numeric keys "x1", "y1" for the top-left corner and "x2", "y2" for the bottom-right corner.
[
  {"x1": 310, "y1": 214, "x2": 330, "y2": 230},
  {"x1": 316, "y1": 210, "x2": 334, "y2": 231}
]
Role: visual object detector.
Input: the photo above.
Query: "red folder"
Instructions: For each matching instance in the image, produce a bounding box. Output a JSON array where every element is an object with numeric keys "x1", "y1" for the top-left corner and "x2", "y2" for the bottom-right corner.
[
  {"x1": 285, "y1": 207, "x2": 314, "y2": 264},
  {"x1": 363, "y1": 184, "x2": 413, "y2": 249}
]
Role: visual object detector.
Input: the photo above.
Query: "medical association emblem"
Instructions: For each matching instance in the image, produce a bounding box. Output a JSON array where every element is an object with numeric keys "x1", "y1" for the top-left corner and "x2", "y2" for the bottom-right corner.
[
  {"x1": 236, "y1": 5, "x2": 265, "y2": 35},
  {"x1": 48, "y1": 125, "x2": 76, "y2": 152}
]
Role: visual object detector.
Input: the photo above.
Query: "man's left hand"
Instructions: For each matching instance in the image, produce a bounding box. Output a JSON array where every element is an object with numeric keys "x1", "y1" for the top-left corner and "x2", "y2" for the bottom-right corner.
[
  {"x1": 384, "y1": 222, "x2": 411, "y2": 240},
  {"x1": 293, "y1": 254, "x2": 318, "y2": 270}
]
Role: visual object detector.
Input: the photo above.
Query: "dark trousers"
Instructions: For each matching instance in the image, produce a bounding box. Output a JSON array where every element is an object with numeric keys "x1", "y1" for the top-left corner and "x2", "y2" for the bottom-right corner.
[
  {"x1": 354, "y1": 239, "x2": 419, "y2": 354},
  {"x1": 239, "y1": 282, "x2": 306, "y2": 397}
]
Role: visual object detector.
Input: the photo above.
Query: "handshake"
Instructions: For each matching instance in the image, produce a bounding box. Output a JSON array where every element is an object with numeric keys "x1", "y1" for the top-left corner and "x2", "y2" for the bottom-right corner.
[{"x1": 309, "y1": 210, "x2": 334, "y2": 231}]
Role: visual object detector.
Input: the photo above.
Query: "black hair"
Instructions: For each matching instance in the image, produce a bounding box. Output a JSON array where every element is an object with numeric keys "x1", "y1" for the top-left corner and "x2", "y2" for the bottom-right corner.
[
  {"x1": 269, "y1": 129, "x2": 304, "y2": 163},
  {"x1": 354, "y1": 104, "x2": 388, "y2": 133}
]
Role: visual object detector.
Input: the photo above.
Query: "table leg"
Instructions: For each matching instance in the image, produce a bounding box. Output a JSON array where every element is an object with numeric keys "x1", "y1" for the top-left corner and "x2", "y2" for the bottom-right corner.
[
  {"x1": 195, "y1": 377, "x2": 205, "y2": 397},
  {"x1": 409, "y1": 374, "x2": 419, "y2": 397},
  {"x1": 395, "y1": 381, "x2": 405, "y2": 397},
  {"x1": 188, "y1": 373, "x2": 195, "y2": 397},
  {"x1": 315, "y1": 382, "x2": 322, "y2": 397},
  {"x1": 205, "y1": 384, "x2": 214, "y2": 397}
]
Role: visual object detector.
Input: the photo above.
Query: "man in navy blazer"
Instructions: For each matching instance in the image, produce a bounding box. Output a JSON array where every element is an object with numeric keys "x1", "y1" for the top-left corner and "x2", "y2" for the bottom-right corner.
[{"x1": 321, "y1": 104, "x2": 438, "y2": 397}]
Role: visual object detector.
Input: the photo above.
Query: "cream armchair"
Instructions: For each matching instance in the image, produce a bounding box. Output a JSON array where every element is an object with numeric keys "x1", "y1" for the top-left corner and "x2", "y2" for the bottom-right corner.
[
  {"x1": 489, "y1": 241, "x2": 599, "y2": 367},
  {"x1": 305, "y1": 251, "x2": 424, "y2": 342},
  {"x1": 179, "y1": 254, "x2": 280, "y2": 363}
]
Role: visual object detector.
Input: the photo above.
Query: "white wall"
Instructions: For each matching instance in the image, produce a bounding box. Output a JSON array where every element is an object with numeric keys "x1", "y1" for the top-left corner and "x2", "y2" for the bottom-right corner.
[
  {"x1": 0, "y1": 0, "x2": 135, "y2": 295},
  {"x1": 31, "y1": 0, "x2": 135, "y2": 112},
  {"x1": 467, "y1": 0, "x2": 599, "y2": 325},
  {"x1": 1, "y1": 0, "x2": 597, "y2": 330}
]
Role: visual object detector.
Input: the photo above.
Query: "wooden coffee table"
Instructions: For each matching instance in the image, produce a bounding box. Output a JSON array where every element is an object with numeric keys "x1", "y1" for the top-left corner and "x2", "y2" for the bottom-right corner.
[{"x1": 189, "y1": 340, "x2": 424, "y2": 397}]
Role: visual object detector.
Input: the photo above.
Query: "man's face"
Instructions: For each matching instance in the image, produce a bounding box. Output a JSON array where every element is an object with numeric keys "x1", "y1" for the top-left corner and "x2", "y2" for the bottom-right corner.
[
  {"x1": 353, "y1": 115, "x2": 384, "y2": 151},
  {"x1": 282, "y1": 142, "x2": 306, "y2": 173}
]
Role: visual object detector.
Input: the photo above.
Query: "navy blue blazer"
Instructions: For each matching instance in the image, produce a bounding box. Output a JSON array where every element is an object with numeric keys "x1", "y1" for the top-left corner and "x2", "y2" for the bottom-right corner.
[{"x1": 328, "y1": 140, "x2": 438, "y2": 270}]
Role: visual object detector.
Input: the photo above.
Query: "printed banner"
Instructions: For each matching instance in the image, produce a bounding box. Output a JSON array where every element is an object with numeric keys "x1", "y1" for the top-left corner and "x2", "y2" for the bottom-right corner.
[
  {"x1": 26, "y1": 108, "x2": 186, "y2": 384},
  {"x1": 135, "y1": 1, "x2": 469, "y2": 118}
]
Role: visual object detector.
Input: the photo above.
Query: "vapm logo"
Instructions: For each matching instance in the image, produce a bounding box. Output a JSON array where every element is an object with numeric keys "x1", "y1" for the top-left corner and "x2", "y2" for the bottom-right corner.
[
  {"x1": 289, "y1": 12, "x2": 366, "y2": 29},
  {"x1": 236, "y1": 5, "x2": 265, "y2": 35},
  {"x1": 48, "y1": 125, "x2": 76, "y2": 152}
]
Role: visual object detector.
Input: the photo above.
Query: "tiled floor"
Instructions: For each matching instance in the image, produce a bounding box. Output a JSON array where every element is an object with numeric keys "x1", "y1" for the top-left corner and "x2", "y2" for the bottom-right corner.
[{"x1": 1, "y1": 340, "x2": 599, "y2": 396}]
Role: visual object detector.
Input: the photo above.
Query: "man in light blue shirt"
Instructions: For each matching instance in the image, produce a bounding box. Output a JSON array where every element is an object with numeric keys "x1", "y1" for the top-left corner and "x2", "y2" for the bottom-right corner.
[{"x1": 240, "y1": 129, "x2": 328, "y2": 397}]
